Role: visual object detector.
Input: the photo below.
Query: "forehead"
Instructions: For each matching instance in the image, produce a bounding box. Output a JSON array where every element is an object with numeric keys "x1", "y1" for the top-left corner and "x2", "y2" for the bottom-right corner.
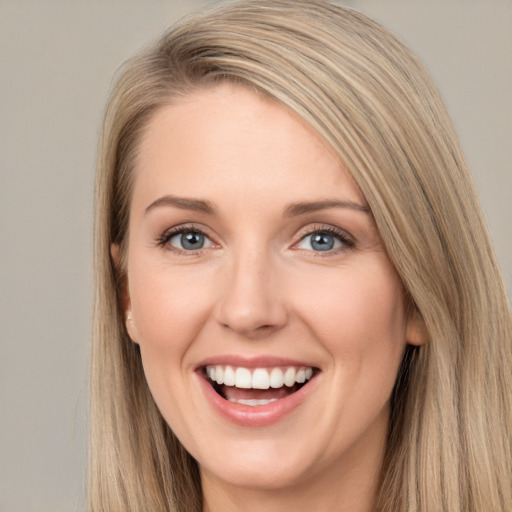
[{"x1": 132, "y1": 83, "x2": 365, "y2": 212}]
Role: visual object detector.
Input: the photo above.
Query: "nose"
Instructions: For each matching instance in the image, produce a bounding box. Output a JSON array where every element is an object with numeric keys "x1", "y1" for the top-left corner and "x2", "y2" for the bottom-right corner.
[{"x1": 214, "y1": 249, "x2": 288, "y2": 339}]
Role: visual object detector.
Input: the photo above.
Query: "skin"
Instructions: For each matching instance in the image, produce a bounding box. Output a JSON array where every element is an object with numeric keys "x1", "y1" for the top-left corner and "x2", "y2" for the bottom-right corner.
[{"x1": 118, "y1": 83, "x2": 426, "y2": 512}]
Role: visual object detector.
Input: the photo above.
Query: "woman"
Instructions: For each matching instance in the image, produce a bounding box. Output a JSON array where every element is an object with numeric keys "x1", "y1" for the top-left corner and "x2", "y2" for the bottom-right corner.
[{"x1": 90, "y1": 1, "x2": 512, "y2": 510}]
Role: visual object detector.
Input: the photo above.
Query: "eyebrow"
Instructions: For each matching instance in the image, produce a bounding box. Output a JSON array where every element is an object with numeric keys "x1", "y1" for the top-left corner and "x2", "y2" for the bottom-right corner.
[
  {"x1": 144, "y1": 195, "x2": 217, "y2": 216},
  {"x1": 144, "y1": 195, "x2": 370, "y2": 218},
  {"x1": 283, "y1": 199, "x2": 370, "y2": 217}
]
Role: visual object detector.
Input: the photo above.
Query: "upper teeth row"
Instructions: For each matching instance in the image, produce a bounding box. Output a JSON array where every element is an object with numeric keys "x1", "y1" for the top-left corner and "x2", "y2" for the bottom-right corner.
[{"x1": 206, "y1": 365, "x2": 313, "y2": 390}]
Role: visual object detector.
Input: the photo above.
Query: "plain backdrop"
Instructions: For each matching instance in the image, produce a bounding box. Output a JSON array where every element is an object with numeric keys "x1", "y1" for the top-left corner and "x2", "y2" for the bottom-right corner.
[{"x1": 0, "y1": 1, "x2": 510, "y2": 511}]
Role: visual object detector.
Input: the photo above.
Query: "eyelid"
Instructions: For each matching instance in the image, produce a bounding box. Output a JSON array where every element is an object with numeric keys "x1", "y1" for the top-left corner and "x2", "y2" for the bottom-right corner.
[
  {"x1": 156, "y1": 222, "x2": 354, "y2": 255},
  {"x1": 292, "y1": 223, "x2": 355, "y2": 252},
  {"x1": 156, "y1": 223, "x2": 218, "y2": 253}
]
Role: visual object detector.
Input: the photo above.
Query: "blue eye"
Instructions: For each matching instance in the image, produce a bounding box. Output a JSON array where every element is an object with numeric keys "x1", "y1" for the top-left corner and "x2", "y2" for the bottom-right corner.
[
  {"x1": 312, "y1": 233, "x2": 336, "y2": 251},
  {"x1": 167, "y1": 230, "x2": 214, "y2": 251},
  {"x1": 296, "y1": 229, "x2": 352, "y2": 252}
]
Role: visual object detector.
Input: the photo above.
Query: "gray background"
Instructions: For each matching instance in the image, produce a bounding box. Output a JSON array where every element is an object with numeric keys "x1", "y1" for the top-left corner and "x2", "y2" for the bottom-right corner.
[{"x1": 1, "y1": 1, "x2": 510, "y2": 511}]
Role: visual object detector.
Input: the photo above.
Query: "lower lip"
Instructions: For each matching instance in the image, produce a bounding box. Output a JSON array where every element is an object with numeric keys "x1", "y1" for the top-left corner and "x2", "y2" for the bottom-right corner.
[{"x1": 196, "y1": 371, "x2": 318, "y2": 427}]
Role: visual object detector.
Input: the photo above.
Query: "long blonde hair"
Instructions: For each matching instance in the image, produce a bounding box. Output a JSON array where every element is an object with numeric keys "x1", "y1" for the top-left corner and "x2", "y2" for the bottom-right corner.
[{"x1": 90, "y1": 1, "x2": 512, "y2": 510}]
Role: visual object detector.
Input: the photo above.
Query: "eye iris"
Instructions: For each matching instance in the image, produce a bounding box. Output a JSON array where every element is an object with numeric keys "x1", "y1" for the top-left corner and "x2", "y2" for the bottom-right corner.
[
  {"x1": 311, "y1": 233, "x2": 334, "y2": 251},
  {"x1": 181, "y1": 232, "x2": 204, "y2": 250}
]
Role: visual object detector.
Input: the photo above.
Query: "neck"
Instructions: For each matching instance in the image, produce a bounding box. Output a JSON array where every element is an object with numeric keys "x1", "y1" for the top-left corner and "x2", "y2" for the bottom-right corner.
[{"x1": 202, "y1": 472, "x2": 380, "y2": 512}]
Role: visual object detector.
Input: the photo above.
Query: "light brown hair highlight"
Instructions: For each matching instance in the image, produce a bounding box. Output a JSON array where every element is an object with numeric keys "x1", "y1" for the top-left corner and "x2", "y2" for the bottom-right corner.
[{"x1": 90, "y1": 1, "x2": 512, "y2": 510}]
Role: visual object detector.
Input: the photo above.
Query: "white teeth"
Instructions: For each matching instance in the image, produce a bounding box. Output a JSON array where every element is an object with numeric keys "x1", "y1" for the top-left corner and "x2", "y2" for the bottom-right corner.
[
  {"x1": 228, "y1": 398, "x2": 278, "y2": 406},
  {"x1": 270, "y1": 367, "x2": 284, "y2": 388},
  {"x1": 223, "y1": 365, "x2": 235, "y2": 386},
  {"x1": 206, "y1": 365, "x2": 314, "y2": 389},
  {"x1": 284, "y1": 367, "x2": 296, "y2": 387},
  {"x1": 235, "y1": 367, "x2": 252, "y2": 389},
  {"x1": 252, "y1": 368, "x2": 270, "y2": 389}
]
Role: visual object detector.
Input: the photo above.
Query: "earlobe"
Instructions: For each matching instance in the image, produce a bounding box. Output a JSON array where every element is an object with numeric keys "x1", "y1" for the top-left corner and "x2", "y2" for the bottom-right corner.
[
  {"x1": 110, "y1": 243, "x2": 123, "y2": 273},
  {"x1": 406, "y1": 307, "x2": 428, "y2": 347},
  {"x1": 110, "y1": 244, "x2": 139, "y2": 344},
  {"x1": 110, "y1": 244, "x2": 130, "y2": 312},
  {"x1": 125, "y1": 311, "x2": 139, "y2": 344}
]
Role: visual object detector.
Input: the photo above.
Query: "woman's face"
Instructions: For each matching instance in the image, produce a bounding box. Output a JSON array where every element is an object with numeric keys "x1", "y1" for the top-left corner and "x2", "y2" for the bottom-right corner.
[{"x1": 121, "y1": 83, "x2": 424, "y2": 493}]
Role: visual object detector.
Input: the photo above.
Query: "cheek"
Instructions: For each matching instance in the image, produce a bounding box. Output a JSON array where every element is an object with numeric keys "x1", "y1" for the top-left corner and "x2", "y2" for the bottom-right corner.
[
  {"x1": 128, "y1": 260, "x2": 215, "y2": 351},
  {"x1": 126, "y1": 260, "x2": 216, "y2": 428},
  {"x1": 292, "y1": 261, "x2": 407, "y2": 388},
  {"x1": 299, "y1": 264, "x2": 405, "y2": 340}
]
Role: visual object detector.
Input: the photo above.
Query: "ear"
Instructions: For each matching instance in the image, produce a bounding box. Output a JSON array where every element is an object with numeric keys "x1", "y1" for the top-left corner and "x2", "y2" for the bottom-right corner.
[
  {"x1": 110, "y1": 244, "x2": 139, "y2": 344},
  {"x1": 405, "y1": 306, "x2": 428, "y2": 347},
  {"x1": 405, "y1": 305, "x2": 428, "y2": 347}
]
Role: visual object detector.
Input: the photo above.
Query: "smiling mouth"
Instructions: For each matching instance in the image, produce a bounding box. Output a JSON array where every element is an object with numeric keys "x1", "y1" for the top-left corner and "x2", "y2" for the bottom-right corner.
[{"x1": 204, "y1": 365, "x2": 317, "y2": 406}]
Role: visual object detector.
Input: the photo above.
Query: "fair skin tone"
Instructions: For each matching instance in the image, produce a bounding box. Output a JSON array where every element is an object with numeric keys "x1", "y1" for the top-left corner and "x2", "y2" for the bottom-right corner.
[{"x1": 117, "y1": 83, "x2": 425, "y2": 512}]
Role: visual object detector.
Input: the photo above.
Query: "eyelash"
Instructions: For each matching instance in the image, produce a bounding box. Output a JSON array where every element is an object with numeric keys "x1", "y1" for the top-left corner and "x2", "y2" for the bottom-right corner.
[
  {"x1": 156, "y1": 224, "x2": 213, "y2": 255},
  {"x1": 294, "y1": 224, "x2": 355, "y2": 255},
  {"x1": 156, "y1": 223, "x2": 355, "y2": 255}
]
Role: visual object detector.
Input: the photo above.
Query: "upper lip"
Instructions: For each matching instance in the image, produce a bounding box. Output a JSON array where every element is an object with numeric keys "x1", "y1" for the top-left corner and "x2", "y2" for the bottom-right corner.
[{"x1": 195, "y1": 355, "x2": 319, "y2": 371}]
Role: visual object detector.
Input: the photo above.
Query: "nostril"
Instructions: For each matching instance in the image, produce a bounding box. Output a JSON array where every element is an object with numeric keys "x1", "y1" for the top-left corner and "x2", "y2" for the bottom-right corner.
[
  {"x1": 257, "y1": 324, "x2": 277, "y2": 331},
  {"x1": 220, "y1": 321, "x2": 282, "y2": 340},
  {"x1": 213, "y1": 269, "x2": 288, "y2": 336},
  {"x1": 219, "y1": 314, "x2": 283, "y2": 333}
]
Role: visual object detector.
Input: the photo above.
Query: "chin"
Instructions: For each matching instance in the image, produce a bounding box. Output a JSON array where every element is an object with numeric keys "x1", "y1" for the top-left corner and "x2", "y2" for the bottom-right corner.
[{"x1": 199, "y1": 448, "x2": 314, "y2": 491}]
